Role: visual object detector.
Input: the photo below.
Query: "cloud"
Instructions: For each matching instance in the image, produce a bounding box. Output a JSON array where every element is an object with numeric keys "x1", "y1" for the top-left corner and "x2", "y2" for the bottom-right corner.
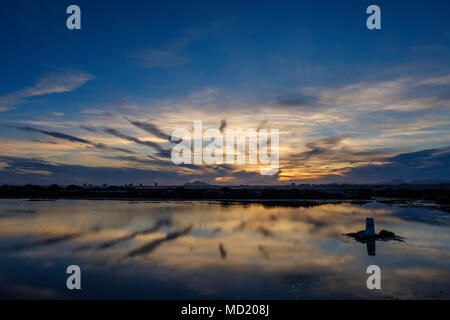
[
  {"x1": 4, "y1": 146, "x2": 448, "y2": 185},
  {"x1": 101, "y1": 155, "x2": 200, "y2": 171},
  {"x1": 0, "y1": 155, "x2": 275, "y2": 186},
  {"x1": 130, "y1": 29, "x2": 205, "y2": 67},
  {"x1": 14, "y1": 126, "x2": 136, "y2": 154},
  {"x1": 30, "y1": 139, "x2": 58, "y2": 145},
  {"x1": 285, "y1": 136, "x2": 384, "y2": 164},
  {"x1": 299, "y1": 136, "x2": 347, "y2": 160},
  {"x1": 79, "y1": 125, "x2": 97, "y2": 133},
  {"x1": 0, "y1": 71, "x2": 94, "y2": 110},
  {"x1": 331, "y1": 146, "x2": 450, "y2": 183},
  {"x1": 16, "y1": 126, "x2": 91, "y2": 144},
  {"x1": 257, "y1": 119, "x2": 268, "y2": 130},
  {"x1": 127, "y1": 118, "x2": 171, "y2": 141},
  {"x1": 133, "y1": 47, "x2": 188, "y2": 67},
  {"x1": 219, "y1": 120, "x2": 227, "y2": 133},
  {"x1": 2, "y1": 67, "x2": 449, "y2": 185},
  {"x1": 274, "y1": 93, "x2": 323, "y2": 111},
  {"x1": 0, "y1": 156, "x2": 168, "y2": 185},
  {"x1": 219, "y1": 243, "x2": 227, "y2": 259},
  {"x1": 102, "y1": 127, "x2": 169, "y2": 156},
  {"x1": 307, "y1": 73, "x2": 450, "y2": 112},
  {"x1": 24, "y1": 72, "x2": 94, "y2": 96}
]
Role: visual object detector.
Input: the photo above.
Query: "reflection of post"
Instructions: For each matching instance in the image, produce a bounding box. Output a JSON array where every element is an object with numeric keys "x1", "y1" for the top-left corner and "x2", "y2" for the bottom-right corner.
[
  {"x1": 366, "y1": 238, "x2": 376, "y2": 256},
  {"x1": 365, "y1": 218, "x2": 375, "y2": 236}
]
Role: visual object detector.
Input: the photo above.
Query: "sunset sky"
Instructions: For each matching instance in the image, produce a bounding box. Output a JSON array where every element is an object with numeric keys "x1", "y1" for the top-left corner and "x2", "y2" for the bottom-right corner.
[{"x1": 1, "y1": 0, "x2": 449, "y2": 185}]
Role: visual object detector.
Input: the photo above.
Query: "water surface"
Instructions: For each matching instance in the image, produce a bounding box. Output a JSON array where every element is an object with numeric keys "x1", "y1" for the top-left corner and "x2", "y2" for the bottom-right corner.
[{"x1": 0, "y1": 199, "x2": 449, "y2": 299}]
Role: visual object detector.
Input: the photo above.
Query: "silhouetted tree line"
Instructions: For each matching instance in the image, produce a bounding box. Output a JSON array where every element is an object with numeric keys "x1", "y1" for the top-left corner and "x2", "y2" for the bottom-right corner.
[
  {"x1": 373, "y1": 187, "x2": 450, "y2": 204},
  {"x1": 0, "y1": 184, "x2": 449, "y2": 204}
]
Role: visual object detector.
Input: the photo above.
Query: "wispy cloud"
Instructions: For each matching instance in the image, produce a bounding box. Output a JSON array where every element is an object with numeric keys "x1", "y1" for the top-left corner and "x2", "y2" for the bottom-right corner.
[
  {"x1": 79, "y1": 125, "x2": 97, "y2": 133},
  {"x1": 335, "y1": 146, "x2": 450, "y2": 183},
  {"x1": 30, "y1": 139, "x2": 58, "y2": 145},
  {"x1": 102, "y1": 127, "x2": 169, "y2": 156},
  {"x1": 297, "y1": 136, "x2": 348, "y2": 160},
  {"x1": 14, "y1": 126, "x2": 136, "y2": 154},
  {"x1": 127, "y1": 118, "x2": 171, "y2": 141},
  {"x1": 16, "y1": 126, "x2": 92, "y2": 144},
  {"x1": 0, "y1": 71, "x2": 94, "y2": 110},
  {"x1": 306, "y1": 73, "x2": 450, "y2": 112},
  {"x1": 130, "y1": 29, "x2": 205, "y2": 68},
  {"x1": 219, "y1": 120, "x2": 227, "y2": 133}
]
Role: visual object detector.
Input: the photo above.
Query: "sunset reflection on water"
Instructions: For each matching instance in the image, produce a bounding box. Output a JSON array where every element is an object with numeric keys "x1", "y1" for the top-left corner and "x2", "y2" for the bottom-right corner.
[{"x1": 0, "y1": 199, "x2": 449, "y2": 299}]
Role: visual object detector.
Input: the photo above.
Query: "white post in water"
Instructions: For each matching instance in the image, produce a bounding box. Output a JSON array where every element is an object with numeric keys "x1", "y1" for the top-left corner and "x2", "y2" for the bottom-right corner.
[{"x1": 366, "y1": 218, "x2": 375, "y2": 236}]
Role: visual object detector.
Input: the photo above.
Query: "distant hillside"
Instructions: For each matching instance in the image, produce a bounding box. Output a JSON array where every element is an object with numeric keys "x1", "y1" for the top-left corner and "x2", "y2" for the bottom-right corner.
[{"x1": 183, "y1": 180, "x2": 211, "y2": 187}]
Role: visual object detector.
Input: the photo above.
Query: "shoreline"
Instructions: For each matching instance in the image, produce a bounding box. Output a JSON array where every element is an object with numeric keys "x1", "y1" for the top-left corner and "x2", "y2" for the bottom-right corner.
[{"x1": 0, "y1": 197, "x2": 449, "y2": 212}]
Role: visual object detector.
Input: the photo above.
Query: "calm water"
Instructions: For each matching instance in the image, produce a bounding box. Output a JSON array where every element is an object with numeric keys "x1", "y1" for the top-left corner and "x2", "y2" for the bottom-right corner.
[{"x1": 0, "y1": 199, "x2": 449, "y2": 299}]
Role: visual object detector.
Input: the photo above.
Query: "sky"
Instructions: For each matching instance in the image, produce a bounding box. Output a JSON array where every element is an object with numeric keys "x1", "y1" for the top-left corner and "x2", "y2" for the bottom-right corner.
[{"x1": 0, "y1": 0, "x2": 449, "y2": 185}]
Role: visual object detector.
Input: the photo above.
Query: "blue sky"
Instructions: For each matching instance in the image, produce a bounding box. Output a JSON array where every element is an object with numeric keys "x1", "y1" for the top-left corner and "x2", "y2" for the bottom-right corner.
[{"x1": 0, "y1": 0, "x2": 449, "y2": 185}]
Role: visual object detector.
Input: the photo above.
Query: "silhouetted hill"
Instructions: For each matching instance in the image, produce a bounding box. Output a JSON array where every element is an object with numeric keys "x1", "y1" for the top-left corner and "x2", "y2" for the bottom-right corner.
[{"x1": 183, "y1": 180, "x2": 211, "y2": 187}]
